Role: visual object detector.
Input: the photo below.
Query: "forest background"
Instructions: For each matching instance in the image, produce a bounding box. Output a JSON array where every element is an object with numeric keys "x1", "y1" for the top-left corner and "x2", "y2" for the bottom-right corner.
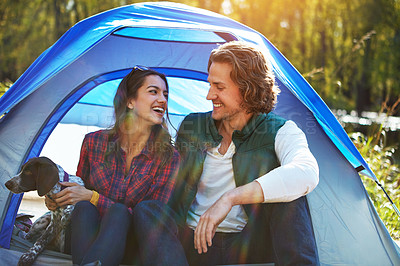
[{"x1": 0, "y1": 0, "x2": 399, "y2": 240}]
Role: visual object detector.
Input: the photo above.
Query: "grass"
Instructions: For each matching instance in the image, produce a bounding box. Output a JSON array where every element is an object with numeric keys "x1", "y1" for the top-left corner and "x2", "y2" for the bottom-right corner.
[{"x1": 349, "y1": 119, "x2": 400, "y2": 241}]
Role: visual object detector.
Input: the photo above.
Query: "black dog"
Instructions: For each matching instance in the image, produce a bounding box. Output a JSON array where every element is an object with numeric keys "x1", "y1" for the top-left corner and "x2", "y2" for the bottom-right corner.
[{"x1": 5, "y1": 156, "x2": 84, "y2": 266}]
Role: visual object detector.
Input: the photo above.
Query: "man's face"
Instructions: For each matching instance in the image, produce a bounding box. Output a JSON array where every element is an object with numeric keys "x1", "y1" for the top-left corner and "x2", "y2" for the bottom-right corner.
[{"x1": 206, "y1": 62, "x2": 246, "y2": 122}]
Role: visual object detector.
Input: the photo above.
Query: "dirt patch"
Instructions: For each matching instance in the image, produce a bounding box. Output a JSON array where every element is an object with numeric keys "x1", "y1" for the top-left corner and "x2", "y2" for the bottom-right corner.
[{"x1": 19, "y1": 191, "x2": 48, "y2": 222}]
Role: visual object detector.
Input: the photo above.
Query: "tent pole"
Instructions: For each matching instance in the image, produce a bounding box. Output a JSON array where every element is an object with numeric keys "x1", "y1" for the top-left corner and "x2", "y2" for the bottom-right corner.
[{"x1": 375, "y1": 180, "x2": 400, "y2": 218}]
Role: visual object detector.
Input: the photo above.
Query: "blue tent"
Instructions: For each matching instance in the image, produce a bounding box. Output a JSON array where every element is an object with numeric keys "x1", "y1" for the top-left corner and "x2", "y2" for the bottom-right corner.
[{"x1": 0, "y1": 2, "x2": 399, "y2": 265}]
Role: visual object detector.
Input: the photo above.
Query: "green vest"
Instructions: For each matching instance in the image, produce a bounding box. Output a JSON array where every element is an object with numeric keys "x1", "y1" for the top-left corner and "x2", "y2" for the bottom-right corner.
[{"x1": 169, "y1": 111, "x2": 287, "y2": 226}]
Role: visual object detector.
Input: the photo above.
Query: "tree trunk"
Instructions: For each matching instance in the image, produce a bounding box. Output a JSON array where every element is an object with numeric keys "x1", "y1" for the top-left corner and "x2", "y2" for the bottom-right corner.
[{"x1": 356, "y1": 38, "x2": 372, "y2": 115}]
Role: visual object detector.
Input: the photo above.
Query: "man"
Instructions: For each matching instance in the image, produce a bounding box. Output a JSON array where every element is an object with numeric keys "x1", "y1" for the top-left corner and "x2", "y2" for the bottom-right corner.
[{"x1": 133, "y1": 41, "x2": 319, "y2": 265}]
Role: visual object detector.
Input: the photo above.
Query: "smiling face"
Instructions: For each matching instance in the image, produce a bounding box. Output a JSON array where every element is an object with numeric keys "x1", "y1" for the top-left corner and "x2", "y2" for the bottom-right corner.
[
  {"x1": 206, "y1": 62, "x2": 248, "y2": 123},
  {"x1": 126, "y1": 74, "x2": 168, "y2": 127}
]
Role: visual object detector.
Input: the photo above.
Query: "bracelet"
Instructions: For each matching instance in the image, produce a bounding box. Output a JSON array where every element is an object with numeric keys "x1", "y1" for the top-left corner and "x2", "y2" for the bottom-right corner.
[{"x1": 90, "y1": 190, "x2": 99, "y2": 206}]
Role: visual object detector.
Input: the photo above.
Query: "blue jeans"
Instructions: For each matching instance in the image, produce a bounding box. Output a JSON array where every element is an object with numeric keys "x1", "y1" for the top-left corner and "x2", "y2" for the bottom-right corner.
[
  {"x1": 70, "y1": 201, "x2": 132, "y2": 266},
  {"x1": 133, "y1": 196, "x2": 319, "y2": 266}
]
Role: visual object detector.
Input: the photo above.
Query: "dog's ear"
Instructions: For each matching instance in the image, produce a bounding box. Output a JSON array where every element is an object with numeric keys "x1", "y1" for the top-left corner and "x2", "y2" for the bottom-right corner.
[
  {"x1": 37, "y1": 157, "x2": 58, "y2": 168},
  {"x1": 36, "y1": 163, "x2": 59, "y2": 197}
]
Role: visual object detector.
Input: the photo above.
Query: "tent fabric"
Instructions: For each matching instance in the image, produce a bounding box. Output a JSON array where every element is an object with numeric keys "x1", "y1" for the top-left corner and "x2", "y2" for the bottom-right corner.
[{"x1": 0, "y1": 2, "x2": 398, "y2": 265}]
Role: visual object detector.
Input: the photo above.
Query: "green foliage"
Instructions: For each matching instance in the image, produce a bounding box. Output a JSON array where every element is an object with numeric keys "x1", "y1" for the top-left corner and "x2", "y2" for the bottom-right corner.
[
  {"x1": 0, "y1": 80, "x2": 12, "y2": 119},
  {"x1": 0, "y1": 0, "x2": 154, "y2": 82},
  {"x1": 225, "y1": 0, "x2": 400, "y2": 115},
  {"x1": 0, "y1": 80, "x2": 12, "y2": 98},
  {"x1": 350, "y1": 125, "x2": 400, "y2": 240}
]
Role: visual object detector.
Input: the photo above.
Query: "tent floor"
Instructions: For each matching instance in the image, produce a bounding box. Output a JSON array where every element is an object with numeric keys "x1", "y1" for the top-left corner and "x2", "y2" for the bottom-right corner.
[
  {"x1": 0, "y1": 247, "x2": 275, "y2": 266},
  {"x1": 0, "y1": 248, "x2": 274, "y2": 266},
  {"x1": 0, "y1": 247, "x2": 71, "y2": 265},
  {"x1": 5, "y1": 225, "x2": 275, "y2": 265}
]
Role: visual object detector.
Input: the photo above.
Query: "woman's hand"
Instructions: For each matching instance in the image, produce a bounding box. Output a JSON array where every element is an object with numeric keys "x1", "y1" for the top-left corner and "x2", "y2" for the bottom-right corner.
[
  {"x1": 52, "y1": 182, "x2": 93, "y2": 207},
  {"x1": 44, "y1": 195, "x2": 58, "y2": 211}
]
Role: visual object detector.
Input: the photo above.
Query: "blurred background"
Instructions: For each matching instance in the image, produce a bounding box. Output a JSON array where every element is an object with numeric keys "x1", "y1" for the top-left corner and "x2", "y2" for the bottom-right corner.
[{"x1": 1, "y1": 0, "x2": 399, "y2": 241}]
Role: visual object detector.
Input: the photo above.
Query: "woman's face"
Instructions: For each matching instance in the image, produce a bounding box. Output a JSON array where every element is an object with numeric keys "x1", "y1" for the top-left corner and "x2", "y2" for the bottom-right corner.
[{"x1": 127, "y1": 74, "x2": 168, "y2": 127}]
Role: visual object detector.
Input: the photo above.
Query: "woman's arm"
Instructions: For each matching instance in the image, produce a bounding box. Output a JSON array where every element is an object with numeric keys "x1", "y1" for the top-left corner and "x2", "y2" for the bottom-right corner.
[
  {"x1": 94, "y1": 149, "x2": 180, "y2": 215},
  {"x1": 144, "y1": 149, "x2": 180, "y2": 203}
]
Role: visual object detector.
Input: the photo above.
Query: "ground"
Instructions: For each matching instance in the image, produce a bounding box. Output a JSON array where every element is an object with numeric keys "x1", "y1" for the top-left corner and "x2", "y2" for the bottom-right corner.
[{"x1": 19, "y1": 191, "x2": 47, "y2": 222}]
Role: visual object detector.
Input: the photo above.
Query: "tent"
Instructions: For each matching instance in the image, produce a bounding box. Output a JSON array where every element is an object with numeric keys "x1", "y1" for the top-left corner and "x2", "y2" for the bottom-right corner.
[{"x1": 0, "y1": 2, "x2": 399, "y2": 265}]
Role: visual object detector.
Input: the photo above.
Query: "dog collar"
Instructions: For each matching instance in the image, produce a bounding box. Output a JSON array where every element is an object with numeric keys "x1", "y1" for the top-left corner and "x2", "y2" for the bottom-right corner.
[
  {"x1": 63, "y1": 170, "x2": 69, "y2": 183},
  {"x1": 61, "y1": 171, "x2": 70, "y2": 191},
  {"x1": 56, "y1": 164, "x2": 70, "y2": 191}
]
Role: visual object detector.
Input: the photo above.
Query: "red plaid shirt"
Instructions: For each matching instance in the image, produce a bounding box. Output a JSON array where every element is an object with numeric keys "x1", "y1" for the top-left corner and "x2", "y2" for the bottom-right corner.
[{"x1": 76, "y1": 129, "x2": 180, "y2": 216}]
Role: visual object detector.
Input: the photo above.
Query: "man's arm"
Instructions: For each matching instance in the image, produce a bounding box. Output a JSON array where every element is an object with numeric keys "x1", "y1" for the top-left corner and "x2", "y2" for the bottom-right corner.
[
  {"x1": 256, "y1": 120, "x2": 319, "y2": 202},
  {"x1": 195, "y1": 120, "x2": 319, "y2": 254}
]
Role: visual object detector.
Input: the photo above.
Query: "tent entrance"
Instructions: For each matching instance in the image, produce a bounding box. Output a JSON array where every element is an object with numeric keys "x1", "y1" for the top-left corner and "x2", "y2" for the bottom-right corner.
[
  {"x1": 30, "y1": 68, "x2": 212, "y2": 162},
  {"x1": 2, "y1": 67, "x2": 212, "y2": 248}
]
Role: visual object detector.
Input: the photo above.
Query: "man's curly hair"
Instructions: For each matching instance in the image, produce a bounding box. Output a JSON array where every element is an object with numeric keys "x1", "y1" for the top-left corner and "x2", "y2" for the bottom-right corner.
[{"x1": 207, "y1": 41, "x2": 280, "y2": 114}]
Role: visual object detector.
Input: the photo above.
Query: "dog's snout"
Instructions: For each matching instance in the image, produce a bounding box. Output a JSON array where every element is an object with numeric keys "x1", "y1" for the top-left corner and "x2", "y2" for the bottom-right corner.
[
  {"x1": 5, "y1": 176, "x2": 24, "y2": 194},
  {"x1": 5, "y1": 179, "x2": 16, "y2": 190}
]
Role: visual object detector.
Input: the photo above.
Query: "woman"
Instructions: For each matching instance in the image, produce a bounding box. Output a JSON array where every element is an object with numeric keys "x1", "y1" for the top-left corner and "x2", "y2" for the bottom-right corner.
[{"x1": 45, "y1": 66, "x2": 180, "y2": 265}]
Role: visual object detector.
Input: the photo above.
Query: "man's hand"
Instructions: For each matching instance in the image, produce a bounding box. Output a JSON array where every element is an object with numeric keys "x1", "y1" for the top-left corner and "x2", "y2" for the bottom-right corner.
[
  {"x1": 194, "y1": 181, "x2": 265, "y2": 254},
  {"x1": 52, "y1": 182, "x2": 93, "y2": 207},
  {"x1": 194, "y1": 194, "x2": 233, "y2": 254}
]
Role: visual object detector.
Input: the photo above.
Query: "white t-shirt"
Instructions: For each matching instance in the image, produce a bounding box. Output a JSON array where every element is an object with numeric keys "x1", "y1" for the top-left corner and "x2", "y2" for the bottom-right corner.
[{"x1": 186, "y1": 120, "x2": 319, "y2": 232}]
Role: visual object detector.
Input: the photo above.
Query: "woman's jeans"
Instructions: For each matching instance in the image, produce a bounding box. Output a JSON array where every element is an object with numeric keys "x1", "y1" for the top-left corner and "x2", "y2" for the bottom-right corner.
[
  {"x1": 133, "y1": 196, "x2": 319, "y2": 266},
  {"x1": 69, "y1": 201, "x2": 131, "y2": 266}
]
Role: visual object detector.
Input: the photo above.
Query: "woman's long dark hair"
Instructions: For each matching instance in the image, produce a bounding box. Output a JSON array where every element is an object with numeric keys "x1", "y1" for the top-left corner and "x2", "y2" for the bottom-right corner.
[{"x1": 105, "y1": 66, "x2": 174, "y2": 166}]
